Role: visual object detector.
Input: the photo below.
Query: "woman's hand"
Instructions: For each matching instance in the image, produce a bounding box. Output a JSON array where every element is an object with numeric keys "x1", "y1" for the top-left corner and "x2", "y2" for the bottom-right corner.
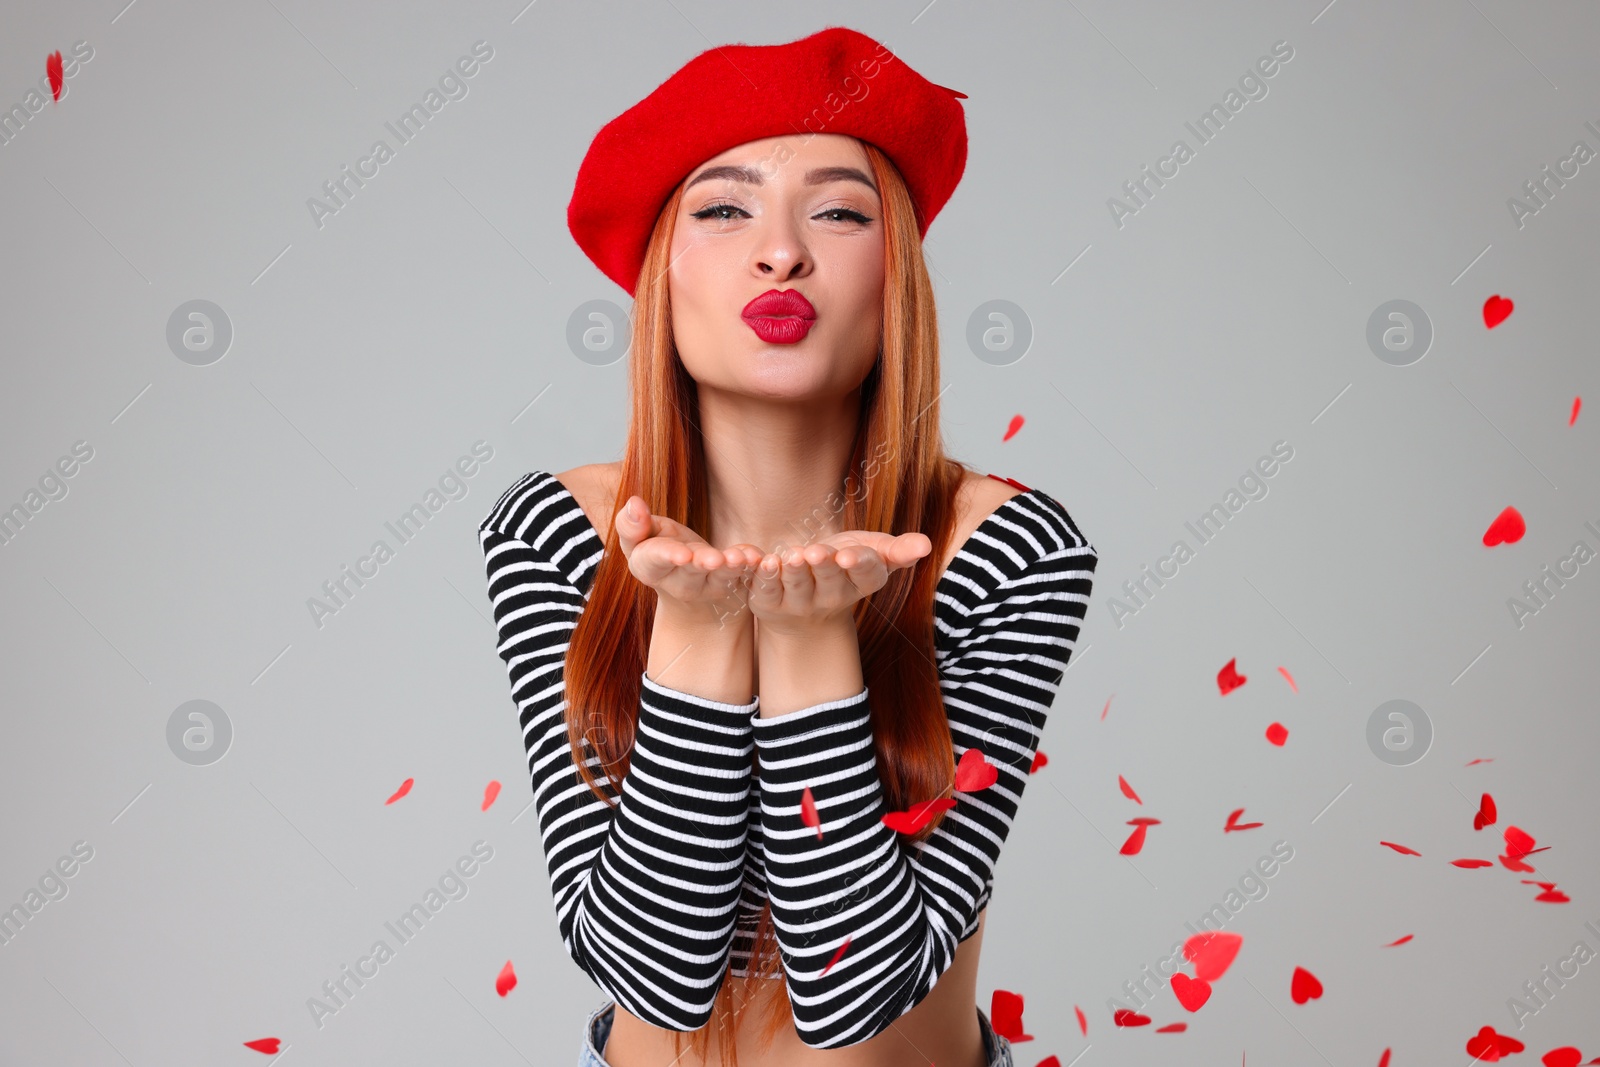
[
  {"x1": 614, "y1": 495, "x2": 764, "y2": 625},
  {"x1": 747, "y1": 531, "x2": 932, "y2": 636}
]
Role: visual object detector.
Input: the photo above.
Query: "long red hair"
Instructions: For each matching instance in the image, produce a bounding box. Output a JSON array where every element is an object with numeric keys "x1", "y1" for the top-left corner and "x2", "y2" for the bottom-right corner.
[{"x1": 563, "y1": 140, "x2": 973, "y2": 1064}]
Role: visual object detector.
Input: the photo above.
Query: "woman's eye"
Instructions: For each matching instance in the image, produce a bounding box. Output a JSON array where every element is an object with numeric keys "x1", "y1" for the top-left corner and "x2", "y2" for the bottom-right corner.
[
  {"x1": 690, "y1": 204, "x2": 874, "y2": 224},
  {"x1": 817, "y1": 207, "x2": 872, "y2": 224},
  {"x1": 691, "y1": 202, "x2": 746, "y2": 221}
]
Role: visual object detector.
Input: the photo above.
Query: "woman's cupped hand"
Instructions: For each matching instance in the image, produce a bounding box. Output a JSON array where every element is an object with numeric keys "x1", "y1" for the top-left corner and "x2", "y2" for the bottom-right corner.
[{"x1": 614, "y1": 496, "x2": 932, "y2": 633}]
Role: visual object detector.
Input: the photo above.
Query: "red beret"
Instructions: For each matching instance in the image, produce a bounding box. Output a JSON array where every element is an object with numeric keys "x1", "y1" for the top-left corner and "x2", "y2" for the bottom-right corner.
[{"x1": 567, "y1": 25, "x2": 969, "y2": 297}]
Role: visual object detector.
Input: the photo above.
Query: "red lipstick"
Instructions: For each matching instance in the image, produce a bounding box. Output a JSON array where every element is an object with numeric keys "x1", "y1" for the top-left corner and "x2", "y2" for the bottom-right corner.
[{"x1": 741, "y1": 289, "x2": 817, "y2": 344}]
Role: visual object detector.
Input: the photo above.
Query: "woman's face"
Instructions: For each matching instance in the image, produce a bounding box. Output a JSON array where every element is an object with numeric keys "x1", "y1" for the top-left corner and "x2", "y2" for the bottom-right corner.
[{"x1": 667, "y1": 134, "x2": 885, "y2": 399}]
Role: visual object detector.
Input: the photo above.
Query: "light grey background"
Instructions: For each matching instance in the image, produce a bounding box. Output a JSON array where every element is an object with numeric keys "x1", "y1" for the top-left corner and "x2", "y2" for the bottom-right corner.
[{"x1": 4, "y1": 2, "x2": 1598, "y2": 1064}]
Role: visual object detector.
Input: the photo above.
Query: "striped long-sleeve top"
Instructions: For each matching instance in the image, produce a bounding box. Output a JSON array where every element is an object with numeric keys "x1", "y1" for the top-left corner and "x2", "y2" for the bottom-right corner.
[{"x1": 478, "y1": 469, "x2": 1097, "y2": 1048}]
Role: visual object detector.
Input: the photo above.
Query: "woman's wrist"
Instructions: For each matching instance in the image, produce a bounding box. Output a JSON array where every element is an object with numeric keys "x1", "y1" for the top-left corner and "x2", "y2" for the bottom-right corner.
[{"x1": 755, "y1": 613, "x2": 864, "y2": 718}]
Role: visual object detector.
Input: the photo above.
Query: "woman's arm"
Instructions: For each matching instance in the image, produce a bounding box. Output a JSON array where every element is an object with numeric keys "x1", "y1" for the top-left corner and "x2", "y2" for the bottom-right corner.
[
  {"x1": 479, "y1": 512, "x2": 757, "y2": 1031},
  {"x1": 749, "y1": 495, "x2": 1097, "y2": 1048}
]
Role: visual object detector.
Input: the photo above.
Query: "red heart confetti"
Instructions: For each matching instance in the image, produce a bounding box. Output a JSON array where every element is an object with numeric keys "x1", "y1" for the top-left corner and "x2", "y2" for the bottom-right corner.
[
  {"x1": 47, "y1": 52, "x2": 65, "y2": 101},
  {"x1": 1218, "y1": 658, "x2": 1247, "y2": 695},
  {"x1": 1171, "y1": 973, "x2": 1212, "y2": 1012},
  {"x1": 1290, "y1": 966, "x2": 1323, "y2": 1004},
  {"x1": 1483, "y1": 294, "x2": 1514, "y2": 329},
  {"x1": 1101, "y1": 694, "x2": 1113, "y2": 721},
  {"x1": 1465, "y1": 757, "x2": 1496, "y2": 767},
  {"x1": 1452, "y1": 858, "x2": 1494, "y2": 868},
  {"x1": 1113, "y1": 1008, "x2": 1152, "y2": 1027},
  {"x1": 243, "y1": 1038, "x2": 282, "y2": 1054},
  {"x1": 1127, "y1": 817, "x2": 1162, "y2": 826},
  {"x1": 989, "y1": 989, "x2": 1034, "y2": 1042},
  {"x1": 1570, "y1": 397, "x2": 1582, "y2": 426},
  {"x1": 820, "y1": 935, "x2": 852, "y2": 976},
  {"x1": 955, "y1": 747, "x2": 999, "y2": 792},
  {"x1": 800, "y1": 786, "x2": 823, "y2": 840},
  {"x1": 1184, "y1": 931, "x2": 1243, "y2": 982},
  {"x1": 1286, "y1": 966, "x2": 1324, "y2": 1004},
  {"x1": 1483, "y1": 506, "x2": 1526, "y2": 546},
  {"x1": 1385, "y1": 934, "x2": 1414, "y2": 946},
  {"x1": 1265, "y1": 723, "x2": 1289, "y2": 746},
  {"x1": 1120, "y1": 823, "x2": 1150, "y2": 855},
  {"x1": 482, "y1": 780, "x2": 501, "y2": 811},
  {"x1": 1075, "y1": 1004, "x2": 1087, "y2": 1036},
  {"x1": 1155, "y1": 1022, "x2": 1189, "y2": 1033},
  {"x1": 1465, "y1": 1024, "x2": 1524, "y2": 1060},
  {"x1": 1380, "y1": 840, "x2": 1421, "y2": 856},
  {"x1": 1224, "y1": 808, "x2": 1264, "y2": 832},
  {"x1": 1504, "y1": 825, "x2": 1542, "y2": 859},
  {"x1": 495, "y1": 959, "x2": 517, "y2": 996},
  {"x1": 881, "y1": 797, "x2": 956, "y2": 834},
  {"x1": 1119, "y1": 775, "x2": 1143, "y2": 804},
  {"x1": 1029, "y1": 750, "x2": 1048, "y2": 773},
  {"x1": 386, "y1": 778, "x2": 414, "y2": 804},
  {"x1": 1002, "y1": 414, "x2": 1025, "y2": 442},
  {"x1": 1278, "y1": 665, "x2": 1298, "y2": 692},
  {"x1": 1524, "y1": 880, "x2": 1570, "y2": 903},
  {"x1": 1473, "y1": 792, "x2": 1497, "y2": 830},
  {"x1": 1380, "y1": 1049, "x2": 1392, "y2": 1067}
]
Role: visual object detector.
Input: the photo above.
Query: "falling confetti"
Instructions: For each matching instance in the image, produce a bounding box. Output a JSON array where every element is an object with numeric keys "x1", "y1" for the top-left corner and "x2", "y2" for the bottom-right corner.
[
  {"x1": 1473, "y1": 793, "x2": 1497, "y2": 830},
  {"x1": 386, "y1": 778, "x2": 414, "y2": 804},
  {"x1": 1483, "y1": 506, "x2": 1525, "y2": 546},
  {"x1": 1384, "y1": 934, "x2": 1414, "y2": 947},
  {"x1": 1120, "y1": 823, "x2": 1151, "y2": 855},
  {"x1": 495, "y1": 960, "x2": 517, "y2": 996},
  {"x1": 1184, "y1": 931, "x2": 1242, "y2": 981},
  {"x1": 1500, "y1": 825, "x2": 1550, "y2": 872},
  {"x1": 243, "y1": 1038, "x2": 282, "y2": 1054},
  {"x1": 1265, "y1": 723, "x2": 1289, "y2": 746},
  {"x1": 1278, "y1": 666, "x2": 1298, "y2": 693},
  {"x1": 481, "y1": 780, "x2": 501, "y2": 811},
  {"x1": 1465, "y1": 1025, "x2": 1524, "y2": 1060},
  {"x1": 1002, "y1": 414, "x2": 1025, "y2": 442},
  {"x1": 1570, "y1": 397, "x2": 1582, "y2": 426},
  {"x1": 881, "y1": 796, "x2": 956, "y2": 834},
  {"x1": 1101, "y1": 694, "x2": 1114, "y2": 721},
  {"x1": 1482, "y1": 294, "x2": 1514, "y2": 329},
  {"x1": 1380, "y1": 841, "x2": 1422, "y2": 856},
  {"x1": 989, "y1": 989, "x2": 1034, "y2": 1042},
  {"x1": 1290, "y1": 966, "x2": 1323, "y2": 1004},
  {"x1": 47, "y1": 51, "x2": 64, "y2": 101},
  {"x1": 1217, "y1": 658, "x2": 1247, "y2": 696},
  {"x1": 1113, "y1": 1008, "x2": 1152, "y2": 1027},
  {"x1": 1118, "y1": 775, "x2": 1143, "y2": 804},
  {"x1": 801, "y1": 786, "x2": 823, "y2": 840},
  {"x1": 1522, "y1": 880, "x2": 1570, "y2": 903},
  {"x1": 954, "y1": 747, "x2": 999, "y2": 792},
  {"x1": 1465, "y1": 757, "x2": 1495, "y2": 767},
  {"x1": 1029, "y1": 750, "x2": 1049, "y2": 773},
  {"x1": 820, "y1": 935, "x2": 852, "y2": 975},
  {"x1": 1075, "y1": 1004, "x2": 1088, "y2": 1037},
  {"x1": 1172, "y1": 972, "x2": 1212, "y2": 1011},
  {"x1": 1155, "y1": 1022, "x2": 1189, "y2": 1033},
  {"x1": 1224, "y1": 808, "x2": 1264, "y2": 832},
  {"x1": 1451, "y1": 858, "x2": 1495, "y2": 868}
]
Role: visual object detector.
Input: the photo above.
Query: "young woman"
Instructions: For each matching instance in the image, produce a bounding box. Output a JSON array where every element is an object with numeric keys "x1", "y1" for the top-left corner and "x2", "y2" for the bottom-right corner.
[{"x1": 479, "y1": 27, "x2": 1098, "y2": 1067}]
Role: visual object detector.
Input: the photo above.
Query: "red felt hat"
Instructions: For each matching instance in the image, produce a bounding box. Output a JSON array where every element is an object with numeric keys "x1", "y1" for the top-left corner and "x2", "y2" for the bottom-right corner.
[{"x1": 567, "y1": 25, "x2": 969, "y2": 297}]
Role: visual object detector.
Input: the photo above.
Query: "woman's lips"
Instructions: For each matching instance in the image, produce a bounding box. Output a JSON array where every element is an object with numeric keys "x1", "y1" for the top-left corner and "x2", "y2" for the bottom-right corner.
[{"x1": 741, "y1": 289, "x2": 816, "y2": 344}]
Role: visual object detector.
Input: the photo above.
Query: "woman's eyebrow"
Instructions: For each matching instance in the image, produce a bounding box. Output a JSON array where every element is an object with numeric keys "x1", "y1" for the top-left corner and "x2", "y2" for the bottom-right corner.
[{"x1": 684, "y1": 164, "x2": 877, "y2": 193}]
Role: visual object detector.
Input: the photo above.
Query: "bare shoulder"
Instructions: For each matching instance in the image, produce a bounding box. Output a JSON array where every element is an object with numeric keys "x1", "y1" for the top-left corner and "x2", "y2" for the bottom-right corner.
[
  {"x1": 551, "y1": 461, "x2": 623, "y2": 542},
  {"x1": 942, "y1": 472, "x2": 1024, "y2": 572}
]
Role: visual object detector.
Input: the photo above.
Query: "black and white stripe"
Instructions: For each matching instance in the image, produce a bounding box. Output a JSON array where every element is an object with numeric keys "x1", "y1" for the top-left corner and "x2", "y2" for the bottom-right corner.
[{"x1": 479, "y1": 470, "x2": 1096, "y2": 1045}]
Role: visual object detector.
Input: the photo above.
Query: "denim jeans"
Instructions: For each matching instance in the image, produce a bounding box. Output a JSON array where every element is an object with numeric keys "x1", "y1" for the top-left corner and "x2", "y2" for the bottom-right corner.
[{"x1": 577, "y1": 999, "x2": 1015, "y2": 1066}]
